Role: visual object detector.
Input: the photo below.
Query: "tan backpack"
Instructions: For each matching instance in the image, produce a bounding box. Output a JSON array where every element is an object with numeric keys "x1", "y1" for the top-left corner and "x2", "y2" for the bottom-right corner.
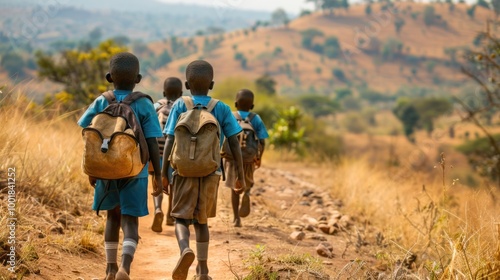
[
  {"x1": 81, "y1": 91, "x2": 152, "y2": 180},
  {"x1": 221, "y1": 112, "x2": 260, "y2": 163},
  {"x1": 170, "y1": 96, "x2": 220, "y2": 177}
]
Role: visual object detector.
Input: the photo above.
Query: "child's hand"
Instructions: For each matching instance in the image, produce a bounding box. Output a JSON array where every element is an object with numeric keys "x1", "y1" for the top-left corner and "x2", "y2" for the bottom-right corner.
[
  {"x1": 234, "y1": 178, "x2": 246, "y2": 195},
  {"x1": 162, "y1": 176, "x2": 170, "y2": 195},
  {"x1": 151, "y1": 175, "x2": 162, "y2": 196},
  {"x1": 88, "y1": 176, "x2": 97, "y2": 188},
  {"x1": 254, "y1": 157, "x2": 262, "y2": 169}
]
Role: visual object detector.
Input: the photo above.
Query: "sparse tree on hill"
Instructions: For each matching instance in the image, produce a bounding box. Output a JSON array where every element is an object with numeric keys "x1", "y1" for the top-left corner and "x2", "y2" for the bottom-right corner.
[
  {"x1": 1, "y1": 52, "x2": 26, "y2": 78},
  {"x1": 395, "y1": 17, "x2": 405, "y2": 34},
  {"x1": 255, "y1": 74, "x2": 277, "y2": 95},
  {"x1": 476, "y1": 0, "x2": 489, "y2": 9},
  {"x1": 271, "y1": 8, "x2": 290, "y2": 28},
  {"x1": 467, "y1": 5, "x2": 477, "y2": 18},
  {"x1": 365, "y1": 4, "x2": 372, "y2": 15},
  {"x1": 322, "y1": 0, "x2": 341, "y2": 14},
  {"x1": 35, "y1": 40, "x2": 127, "y2": 107},
  {"x1": 493, "y1": 0, "x2": 500, "y2": 16}
]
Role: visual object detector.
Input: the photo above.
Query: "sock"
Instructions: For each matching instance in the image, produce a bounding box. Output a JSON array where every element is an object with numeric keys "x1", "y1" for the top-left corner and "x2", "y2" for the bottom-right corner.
[
  {"x1": 105, "y1": 242, "x2": 118, "y2": 263},
  {"x1": 122, "y1": 238, "x2": 137, "y2": 258},
  {"x1": 196, "y1": 242, "x2": 209, "y2": 261}
]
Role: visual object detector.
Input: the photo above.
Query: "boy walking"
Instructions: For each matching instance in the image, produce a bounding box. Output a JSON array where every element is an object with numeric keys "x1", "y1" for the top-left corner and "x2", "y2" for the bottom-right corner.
[
  {"x1": 150, "y1": 77, "x2": 183, "y2": 232},
  {"x1": 162, "y1": 60, "x2": 246, "y2": 280},
  {"x1": 78, "y1": 52, "x2": 163, "y2": 280},
  {"x1": 223, "y1": 89, "x2": 269, "y2": 227}
]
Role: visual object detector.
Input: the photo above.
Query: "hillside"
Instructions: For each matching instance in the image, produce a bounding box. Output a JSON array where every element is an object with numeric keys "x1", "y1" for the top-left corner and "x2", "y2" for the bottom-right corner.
[{"x1": 149, "y1": 2, "x2": 493, "y2": 94}]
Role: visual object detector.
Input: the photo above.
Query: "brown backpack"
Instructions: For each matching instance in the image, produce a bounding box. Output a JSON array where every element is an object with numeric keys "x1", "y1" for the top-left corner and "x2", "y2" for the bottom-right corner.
[
  {"x1": 81, "y1": 91, "x2": 152, "y2": 180},
  {"x1": 170, "y1": 96, "x2": 220, "y2": 177},
  {"x1": 221, "y1": 112, "x2": 259, "y2": 163}
]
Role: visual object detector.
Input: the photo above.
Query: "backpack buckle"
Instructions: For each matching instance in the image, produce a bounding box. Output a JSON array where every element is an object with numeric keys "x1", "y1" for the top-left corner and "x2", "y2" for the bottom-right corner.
[{"x1": 101, "y1": 138, "x2": 110, "y2": 153}]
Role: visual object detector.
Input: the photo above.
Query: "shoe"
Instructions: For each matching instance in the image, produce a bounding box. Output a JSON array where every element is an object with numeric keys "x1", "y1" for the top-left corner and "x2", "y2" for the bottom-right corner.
[
  {"x1": 104, "y1": 273, "x2": 115, "y2": 280},
  {"x1": 151, "y1": 209, "x2": 164, "y2": 233},
  {"x1": 233, "y1": 218, "x2": 241, "y2": 228},
  {"x1": 172, "y1": 248, "x2": 195, "y2": 280},
  {"x1": 115, "y1": 267, "x2": 130, "y2": 280},
  {"x1": 166, "y1": 215, "x2": 175, "y2": 226},
  {"x1": 239, "y1": 193, "x2": 250, "y2": 218}
]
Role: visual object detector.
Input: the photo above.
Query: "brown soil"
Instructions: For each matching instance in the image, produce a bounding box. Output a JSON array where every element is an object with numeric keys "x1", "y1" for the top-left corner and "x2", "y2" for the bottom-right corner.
[{"x1": 23, "y1": 164, "x2": 378, "y2": 280}]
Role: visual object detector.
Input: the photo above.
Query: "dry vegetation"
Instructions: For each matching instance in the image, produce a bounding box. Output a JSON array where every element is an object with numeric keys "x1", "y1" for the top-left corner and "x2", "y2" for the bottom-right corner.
[{"x1": 0, "y1": 90, "x2": 104, "y2": 279}]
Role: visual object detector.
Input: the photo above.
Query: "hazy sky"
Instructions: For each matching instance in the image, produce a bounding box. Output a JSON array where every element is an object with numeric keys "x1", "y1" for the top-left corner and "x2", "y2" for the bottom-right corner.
[{"x1": 158, "y1": 0, "x2": 315, "y2": 14}]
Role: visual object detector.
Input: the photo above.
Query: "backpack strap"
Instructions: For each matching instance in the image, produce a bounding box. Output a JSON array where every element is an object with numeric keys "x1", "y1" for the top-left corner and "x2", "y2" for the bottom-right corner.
[
  {"x1": 182, "y1": 96, "x2": 194, "y2": 109},
  {"x1": 232, "y1": 111, "x2": 242, "y2": 121},
  {"x1": 206, "y1": 98, "x2": 219, "y2": 113},
  {"x1": 245, "y1": 112, "x2": 256, "y2": 123},
  {"x1": 122, "y1": 91, "x2": 154, "y2": 105},
  {"x1": 102, "y1": 91, "x2": 116, "y2": 104}
]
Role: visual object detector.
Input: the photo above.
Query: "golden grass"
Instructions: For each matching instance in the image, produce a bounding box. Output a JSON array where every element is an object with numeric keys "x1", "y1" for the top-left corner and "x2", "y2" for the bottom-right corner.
[
  {"x1": 0, "y1": 90, "x2": 103, "y2": 277},
  {"x1": 315, "y1": 152, "x2": 500, "y2": 278}
]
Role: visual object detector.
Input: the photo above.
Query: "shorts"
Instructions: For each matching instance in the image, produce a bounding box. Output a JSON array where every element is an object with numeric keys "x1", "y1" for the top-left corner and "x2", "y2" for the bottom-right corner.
[
  {"x1": 224, "y1": 159, "x2": 255, "y2": 193},
  {"x1": 170, "y1": 173, "x2": 221, "y2": 224},
  {"x1": 92, "y1": 178, "x2": 148, "y2": 217}
]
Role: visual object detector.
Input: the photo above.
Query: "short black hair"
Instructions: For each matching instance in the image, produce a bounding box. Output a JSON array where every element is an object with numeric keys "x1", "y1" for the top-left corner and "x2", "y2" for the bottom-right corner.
[
  {"x1": 109, "y1": 52, "x2": 140, "y2": 88},
  {"x1": 235, "y1": 89, "x2": 254, "y2": 110},
  {"x1": 164, "y1": 77, "x2": 182, "y2": 92},
  {"x1": 185, "y1": 60, "x2": 213, "y2": 92}
]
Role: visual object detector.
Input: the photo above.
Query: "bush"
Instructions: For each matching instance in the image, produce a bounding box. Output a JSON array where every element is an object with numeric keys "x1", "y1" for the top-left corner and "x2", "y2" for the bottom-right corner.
[
  {"x1": 423, "y1": 6, "x2": 436, "y2": 25},
  {"x1": 343, "y1": 112, "x2": 367, "y2": 133},
  {"x1": 381, "y1": 38, "x2": 403, "y2": 61},
  {"x1": 1, "y1": 52, "x2": 26, "y2": 77},
  {"x1": 332, "y1": 68, "x2": 347, "y2": 81}
]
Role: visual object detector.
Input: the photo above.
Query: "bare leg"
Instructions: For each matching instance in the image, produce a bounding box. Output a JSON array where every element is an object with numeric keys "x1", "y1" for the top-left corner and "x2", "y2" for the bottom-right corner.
[
  {"x1": 120, "y1": 214, "x2": 139, "y2": 275},
  {"x1": 231, "y1": 189, "x2": 241, "y2": 227},
  {"x1": 105, "y1": 207, "x2": 121, "y2": 275},
  {"x1": 194, "y1": 222, "x2": 210, "y2": 275}
]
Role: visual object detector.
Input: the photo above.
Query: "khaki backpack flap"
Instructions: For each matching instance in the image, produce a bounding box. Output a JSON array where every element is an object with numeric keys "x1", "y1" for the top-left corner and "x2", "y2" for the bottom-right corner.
[
  {"x1": 170, "y1": 96, "x2": 221, "y2": 177},
  {"x1": 82, "y1": 91, "x2": 152, "y2": 180}
]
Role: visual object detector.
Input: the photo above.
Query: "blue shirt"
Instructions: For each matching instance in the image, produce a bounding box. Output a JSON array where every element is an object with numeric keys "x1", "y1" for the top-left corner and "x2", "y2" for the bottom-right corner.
[
  {"x1": 78, "y1": 90, "x2": 163, "y2": 178},
  {"x1": 164, "y1": 95, "x2": 242, "y2": 146},
  {"x1": 237, "y1": 110, "x2": 269, "y2": 140}
]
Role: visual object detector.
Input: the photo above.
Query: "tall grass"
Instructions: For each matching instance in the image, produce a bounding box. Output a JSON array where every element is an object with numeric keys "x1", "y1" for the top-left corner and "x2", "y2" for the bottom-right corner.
[
  {"x1": 318, "y1": 154, "x2": 500, "y2": 278},
  {"x1": 0, "y1": 90, "x2": 102, "y2": 278}
]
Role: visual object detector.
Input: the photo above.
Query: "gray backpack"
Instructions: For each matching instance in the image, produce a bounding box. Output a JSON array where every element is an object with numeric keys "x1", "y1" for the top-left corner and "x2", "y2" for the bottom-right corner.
[{"x1": 221, "y1": 112, "x2": 259, "y2": 163}]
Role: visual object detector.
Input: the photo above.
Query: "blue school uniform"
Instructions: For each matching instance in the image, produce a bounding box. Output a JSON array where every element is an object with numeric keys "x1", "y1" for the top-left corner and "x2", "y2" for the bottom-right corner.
[
  {"x1": 237, "y1": 110, "x2": 269, "y2": 140},
  {"x1": 78, "y1": 90, "x2": 163, "y2": 217}
]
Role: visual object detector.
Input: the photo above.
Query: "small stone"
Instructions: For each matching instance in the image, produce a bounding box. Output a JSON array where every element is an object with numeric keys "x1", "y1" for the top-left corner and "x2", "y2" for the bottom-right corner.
[
  {"x1": 305, "y1": 225, "x2": 315, "y2": 232},
  {"x1": 309, "y1": 234, "x2": 327, "y2": 241},
  {"x1": 323, "y1": 261, "x2": 333, "y2": 265},
  {"x1": 259, "y1": 178, "x2": 265, "y2": 183},
  {"x1": 302, "y1": 215, "x2": 318, "y2": 226},
  {"x1": 329, "y1": 226, "x2": 337, "y2": 235},
  {"x1": 299, "y1": 201, "x2": 311, "y2": 206},
  {"x1": 316, "y1": 243, "x2": 333, "y2": 258},
  {"x1": 57, "y1": 213, "x2": 76, "y2": 227},
  {"x1": 339, "y1": 215, "x2": 353, "y2": 228},
  {"x1": 38, "y1": 232, "x2": 46, "y2": 238},
  {"x1": 289, "y1": 225, "x2": 304, "y2": 231},
  {"x1": 302, "y1": 190, "x2": 314, "y2": 197},
  {"x1": 318, "y1": 215, "x2": 328, "y2": 222},
  {"x1": 330, "y1": 210, "x2": 342, "y2": 219},
  {"x1": 290, "y1": 231, "x2": 305, "y2": 241},
  {"x1": 318, "y1": 223, "x2": 330, "y2": 234}
]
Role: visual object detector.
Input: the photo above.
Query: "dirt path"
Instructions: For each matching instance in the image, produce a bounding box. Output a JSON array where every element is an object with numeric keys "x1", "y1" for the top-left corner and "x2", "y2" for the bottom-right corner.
[{"x1": 27, "y1": 164, "x2": 377, "y2": 279}]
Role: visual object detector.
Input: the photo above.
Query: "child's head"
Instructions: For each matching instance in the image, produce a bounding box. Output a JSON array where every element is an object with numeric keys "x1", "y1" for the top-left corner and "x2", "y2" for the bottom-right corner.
[
  {"x1": 163, "y1": 77, "x2": 183, "y2": 101},
  {"x1": 235, "y1": 89, "x2": 254, "y2": 111},
  {"x1": 185, "y1": 60, "x2": 214, "y2": 95},
  {"x1": 106, "y1": 52, "x2": 141, "y2": 90}
]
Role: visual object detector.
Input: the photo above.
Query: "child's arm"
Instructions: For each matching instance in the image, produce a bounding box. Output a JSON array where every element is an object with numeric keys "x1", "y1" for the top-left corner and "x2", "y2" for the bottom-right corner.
[
  {"x1": 255, "y1": 139, "x2": 266, "y2": 168},
  {"x1": 161, "y1": 135, "x2": 175, "y2": 194},
  {"x1": 147, "y1": 137, "x2": 162, "y2": 196},
  {"x1": 227, "y1": 134, "x2": 246, "y2": 194}
]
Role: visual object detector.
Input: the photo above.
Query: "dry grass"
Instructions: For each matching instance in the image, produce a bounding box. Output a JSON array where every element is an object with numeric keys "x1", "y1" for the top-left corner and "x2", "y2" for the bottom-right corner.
[
  {"x1": 0, "y1": 89, "x2": 103, "y2": 278},
  {"x1": 315, "y1": 150, "x2": 500, "y2": 278}
]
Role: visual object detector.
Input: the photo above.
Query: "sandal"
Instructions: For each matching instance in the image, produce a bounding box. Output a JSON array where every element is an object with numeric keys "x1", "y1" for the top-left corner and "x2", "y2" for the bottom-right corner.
[
  {"x1": 115, "y1": 267, "x2": 130, "y2": 280},
  {"x1": 193, "y1": 275, "x2": 212, "y2": 280},
  {"x1": 151, "y1": 209, "x2": 164, "y2": 233},
  {"x1": 239, "y1": 193, "x2": 250, "y2": 218},
  {"x1": 172, "y1": 248, "x2": 195, "y2": 280}
]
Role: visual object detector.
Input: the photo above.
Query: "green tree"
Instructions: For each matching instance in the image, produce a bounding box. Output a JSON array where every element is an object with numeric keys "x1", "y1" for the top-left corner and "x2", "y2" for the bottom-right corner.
[
  {"x1": 365, "y1": 4, "x2": 372, "y2": 16},
  {"x1": 393, "y1": 98, "x2": 420, "y2": 142},
  {"x1": 157, "y1": 50, "x2": 172, "y2": 68},
  {"x1": 414, "y1": 97, "x2": 453, "y2": 135},
  {"x1": 467, "y1": 5, "x2": 476, "y2": 18},
  {"x1": 300, "y1": 28, "x2": 324, "y2": 50},
  {"x1": 271, "y1": 8, "x2": 289, "y2": 27},
  {"x1": 269, "y1": 106, "x2": 306, "y2": 153},
  {"x1": 36, "y1": 40, "x2": 127, "y2": 107},
  {"x1": 324, "y1": 36, "x2": 341, "y2": 59},
  {"x1": 298, "y1": 95, "x2": 340, "y2": 117},
  {"x1": 1, "y1": 52, "x2": 26, "y2": 77},
  {"x1": 477, "y1": 0, "x2": 490, "y2": 9},
  {"x1": 255, "y1": 74, "x2": 277, "y2": 95},
  {"x1": 395, "y1": 17, "x2": 405, "y2": 34},
  {"x1": 381, "y1": 38, "x2": 404, "y2": 61},
  {"x1": 332, "y1": 67, "x2": 347, "y2": 81},
  {"x1": 423, "y1": 5, "x2": 436, "y2": 25},
  {"x1": 492, "y1": 0, "x2": 500, "y2": 16}
]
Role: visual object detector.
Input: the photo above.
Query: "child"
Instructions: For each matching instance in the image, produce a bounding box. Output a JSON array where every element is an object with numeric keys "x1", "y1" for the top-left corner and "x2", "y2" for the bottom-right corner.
[
  {"x1": 162, "y1": 60, "x2": 246, "y2": 280},
  {"x1": 150, "y1": 77, "x2": 183, "y2": 232},
  {"x1": 78, "y1": 52, "x2": 163, "y2": 280},
  {"x1": 224, "y1": 89, "x2": 269, "y2": 227}
]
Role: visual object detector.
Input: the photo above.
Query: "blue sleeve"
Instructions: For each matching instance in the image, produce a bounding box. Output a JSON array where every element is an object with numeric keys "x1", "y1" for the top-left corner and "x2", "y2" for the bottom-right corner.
[
  {"x1": 218, "y1": 103, "x2": 242, "y2": 138},
  {"x1": 164, "y1": 99, "x2": 184, "y2": 136},
  {"x1": 137, "y1": 98, "x2": 163, "y2": 138},
  {"x1": 252, "y1": 114, "x2": 269, "y2": 140},
  {"x1": 77, "y1": 96, "x2": 106, "y2": 128},
  {"x1": 154, "y1": 102, "x2": 160, "y2": 110}
]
